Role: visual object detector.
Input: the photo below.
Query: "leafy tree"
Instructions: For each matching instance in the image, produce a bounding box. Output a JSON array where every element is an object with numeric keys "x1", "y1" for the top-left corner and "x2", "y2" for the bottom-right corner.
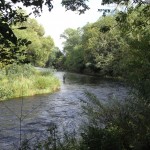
[
  {"x1": 61, "y1": 16, "x2": 125, "y2": 75},
  {"x1": 82, "y1": 16, "x2": 126, "y2": 75},
  {"x1": 14, "y1": 18, "x2": 54, "y2": 67},
  {"x1": 61, "y1": 28, "x2": 81, "y2": 53},
  {"x1": 24, "y1": 18, "x2": 45, "y2": 37},
  {"x1": 115, "y1": 5, "x2": 150, "y2": 98},
  {"x1": 0, "y1": 35, "x2": 31, "y2": 68},
  {"x1": 0, "y1": 0, "x2": 146, "y2": 44},
  {"x1": 0, "y1": 6, "x2": 31, "y2": 67},
  {"x1": 1, "y1": 0, "x2": 146, "y2": 67},
  {"x1": 61, "y1": 2, "x2": 149, "y2": 79},
  {"x1": 61, "y1": 28, "x2": 85, "y2": 72},
  {"x1": 0, "y1": 0, "x2": 90, "y2": 66},
  {"x1": 46, "y1": 47, "x2": 65, "y2": 69}
]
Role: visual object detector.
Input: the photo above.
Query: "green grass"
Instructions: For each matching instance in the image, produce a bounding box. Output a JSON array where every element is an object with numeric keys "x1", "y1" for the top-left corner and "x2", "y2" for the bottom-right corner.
[{"x1": 0, "y1": 64, "x2": 60, "y2": 101}]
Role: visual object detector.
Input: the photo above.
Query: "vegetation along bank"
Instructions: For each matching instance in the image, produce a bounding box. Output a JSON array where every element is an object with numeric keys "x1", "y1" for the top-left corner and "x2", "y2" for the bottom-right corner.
[{"x1": 0, "y1": 64, "x2": 60, "y2": 101}]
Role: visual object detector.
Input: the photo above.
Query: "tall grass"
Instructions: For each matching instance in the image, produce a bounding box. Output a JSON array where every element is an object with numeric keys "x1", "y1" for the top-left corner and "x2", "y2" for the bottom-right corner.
[
  {"x1": 79, "y1": 92, "x2": 150, "y2": 150},
  {"x1": 0, "y1": 64, "x2": 60, "y2": 101}
]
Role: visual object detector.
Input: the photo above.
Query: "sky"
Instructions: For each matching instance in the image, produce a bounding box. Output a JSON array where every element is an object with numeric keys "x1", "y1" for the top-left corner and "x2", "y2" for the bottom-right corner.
[{"x1": 26, "y1": 0, "x2": 116, "y2": 50}]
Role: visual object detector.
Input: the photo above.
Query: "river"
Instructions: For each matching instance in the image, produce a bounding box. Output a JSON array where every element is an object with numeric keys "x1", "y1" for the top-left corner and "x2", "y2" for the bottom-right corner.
[{"x1": 0, "y1": 71, "x2": 128, "y2": 149}]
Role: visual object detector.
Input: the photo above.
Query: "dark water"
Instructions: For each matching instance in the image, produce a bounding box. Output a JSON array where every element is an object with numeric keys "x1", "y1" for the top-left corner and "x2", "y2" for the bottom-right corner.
[{"x1": 0, "y1": 72, "x2": 128, "y2": 149}]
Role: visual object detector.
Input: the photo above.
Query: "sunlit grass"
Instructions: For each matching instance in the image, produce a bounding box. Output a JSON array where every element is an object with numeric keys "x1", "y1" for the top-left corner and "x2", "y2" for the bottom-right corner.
[{"x1": 0, "y1": 64, "x2": 60, "y2": 101}]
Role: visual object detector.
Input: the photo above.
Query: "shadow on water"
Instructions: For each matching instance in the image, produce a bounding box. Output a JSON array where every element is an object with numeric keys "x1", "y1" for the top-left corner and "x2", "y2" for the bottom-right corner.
[{"x1": 0, "y1": 71, "x2": 128, "y2": 149}]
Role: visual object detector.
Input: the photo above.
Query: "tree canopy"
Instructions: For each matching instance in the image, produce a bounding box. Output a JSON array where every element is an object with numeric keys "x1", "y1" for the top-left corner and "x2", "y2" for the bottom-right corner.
[
  {"x1": 0, "y1": 9, "x2": 55, "y2": 67},
  {"x1": 12, "y1": 17, "x2": 55, "y2": 67},
  {"x1": 0, "y1": 0, "x2": 149, "y2": 67},
  {"x1": 0, "y1": 0, "x2": 146, "y2": 44},
  {"x1": 0, "y1": 0, "x2": 90, "y2": 66},
  {"x1": 61, "y1": 3, "x2": 150, "y2": 99}
]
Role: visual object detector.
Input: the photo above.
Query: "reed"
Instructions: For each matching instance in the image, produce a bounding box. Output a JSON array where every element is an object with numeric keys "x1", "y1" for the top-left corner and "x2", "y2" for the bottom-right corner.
[{"x1": 0, "y1": 64, "x2": 60, "y2": 101}]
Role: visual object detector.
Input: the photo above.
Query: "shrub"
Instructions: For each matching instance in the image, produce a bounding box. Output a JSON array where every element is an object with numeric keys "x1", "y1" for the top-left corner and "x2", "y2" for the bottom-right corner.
[
  {"x1": 80, "y1": 126, "x2": 123, "y2": 150},
  {"x1": 5, "y1": 63, "x2": 37, "y2": 78},
  {"x1": 80, "y1": 92, "x2": 150, "y2": 150}
]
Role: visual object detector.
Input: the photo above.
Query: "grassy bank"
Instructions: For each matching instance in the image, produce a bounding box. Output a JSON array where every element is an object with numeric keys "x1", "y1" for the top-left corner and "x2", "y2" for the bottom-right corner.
[{"x1": 0, "y1": 64, "x2": 60, "y2": 101}]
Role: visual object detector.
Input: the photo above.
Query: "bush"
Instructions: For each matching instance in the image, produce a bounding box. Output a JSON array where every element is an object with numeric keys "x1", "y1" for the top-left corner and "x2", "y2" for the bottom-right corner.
[
  {"x1": 5, "y1": 63, "x2": 37, "y2": 78},
  {"x1": 80, "y1": 126, "x2": 123, "y2": 150},
  {"x1": 80, "y1": 92, "x2": 150, "y2": 150}
]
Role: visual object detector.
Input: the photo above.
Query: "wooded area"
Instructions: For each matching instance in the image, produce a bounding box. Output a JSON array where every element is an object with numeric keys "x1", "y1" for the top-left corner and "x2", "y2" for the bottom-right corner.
[{"x1": 0, "y1": 0, "x2": 150, "y2": 149}]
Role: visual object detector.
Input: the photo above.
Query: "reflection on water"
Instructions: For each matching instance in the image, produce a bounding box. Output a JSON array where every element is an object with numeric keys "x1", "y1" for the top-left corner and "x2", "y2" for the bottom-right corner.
[{"x1": 0, "y1": 71, "x2": 128, "y2": 149}]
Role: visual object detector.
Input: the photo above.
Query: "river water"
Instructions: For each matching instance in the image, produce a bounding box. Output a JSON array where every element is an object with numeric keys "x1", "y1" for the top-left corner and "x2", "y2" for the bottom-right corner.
[{"x1": 0, "y1": 72, "x2": 128, "y2": 149}]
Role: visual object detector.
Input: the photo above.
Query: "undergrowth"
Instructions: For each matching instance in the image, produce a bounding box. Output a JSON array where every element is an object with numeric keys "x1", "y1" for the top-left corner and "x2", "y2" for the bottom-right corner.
[{"x1": 0, "y1": 64, "x2": 60, "y2": 101}]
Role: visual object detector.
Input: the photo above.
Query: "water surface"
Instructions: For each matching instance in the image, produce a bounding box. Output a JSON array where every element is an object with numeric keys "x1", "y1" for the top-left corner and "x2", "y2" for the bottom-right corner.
[{"x1": 0, "y1": 72, "x2": 128, "y2": 149}]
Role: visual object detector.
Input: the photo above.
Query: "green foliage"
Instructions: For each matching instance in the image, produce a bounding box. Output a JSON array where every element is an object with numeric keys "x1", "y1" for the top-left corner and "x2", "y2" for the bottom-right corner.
[
  {"x1": 61, "y1": 28, "x2": 85, "y2": 72},
  {"x1": 0, "y1": 3, "x2": 32, "y2": 66},
  {"x1": 80, "y1": 126, "x2": 123, "y2": 150},
  {"x1": 0, "y1": 0, "x2": 93, "y2": 66},
  {"x1": 0, "y1": 64, "x2": 60, "y2": 101},
  {"x1": 61, "y1": 4, "x2": 150, "y2": 95},
  {"x1": 0, "y1": 35, "x2": 31, "y2": 67},
  {"x1": 0, "y1": 84, "x2": 14, "y2": 100},
  {"x1": 0, "y1": 3, "x2": 54, "y2": 68},
  {"x1": 82, "y1": 16, "x2": 123, "y2": 75},
  {"x1": 45, "y1": 47, "x2": 65, "y2": 69},
  {"x1": 0, "y1": 3, "x2": 29, "y2": 44},
  {"x1": 80, "y1": 92, "x2": 150, "y2": 150},
  {"x1": 116, "y1": 5, "x2": 150, "y2": 98},
  {"x1": 0, "y1": 0, "x2": 144, "y2": 59},
  {"x1": 13, "y1": 18, "x2": 55, "y2": 67},
  {"x1": 34, "y1": 75, "x2": 56, "y2": 90},
  {"x1": 5, "y1": 63, "x2": 37, "y2": 77},
  {"x1": 61, "y1": 16, "x2": 124, "y2": 75}
]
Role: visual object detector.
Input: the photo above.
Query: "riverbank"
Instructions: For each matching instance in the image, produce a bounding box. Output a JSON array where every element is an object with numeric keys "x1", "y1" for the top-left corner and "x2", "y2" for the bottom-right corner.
[
  {"x1": 0, "y1": 64, "x2": 60, "y2": 101},
  {"x1": 60, "y1": 69, "x2": 125, "y2": 82},
  {"x1": 0, "y1": 71, "x2": 129, "y2": 149}
]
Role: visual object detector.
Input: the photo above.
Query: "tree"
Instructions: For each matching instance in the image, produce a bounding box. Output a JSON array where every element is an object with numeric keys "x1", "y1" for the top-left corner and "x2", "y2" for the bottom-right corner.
[
  {"x1": 0, "y1": 0, "x2": 147, "y2": 43},
  {"x1": 0, "y1": 5, "x2": 31, "y2": 67},
  {"x1": 61, "y1": 16, "x2": 126, "y2": 75},
  {"x1": 116, "y1": 5, "x2": 150, "y2": 98},
  {"x1": 14, "y1": 18, "x2": 54, "y2": 67},
  {"x1": 0, "y1": 0, "x2": 90, "y2": 43},
  {"x1": 46, "y1": 47, "x2": 65, "y2": 69},
  {"x1": 61, "y1": 28, "x2": 85, "y2": 72},
  {"x1": 0, "y1": 0, "x2": 90, "y2": 66},
  {"x1": 0, "y1": 0, "x2": 148, "y2": 67}
]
